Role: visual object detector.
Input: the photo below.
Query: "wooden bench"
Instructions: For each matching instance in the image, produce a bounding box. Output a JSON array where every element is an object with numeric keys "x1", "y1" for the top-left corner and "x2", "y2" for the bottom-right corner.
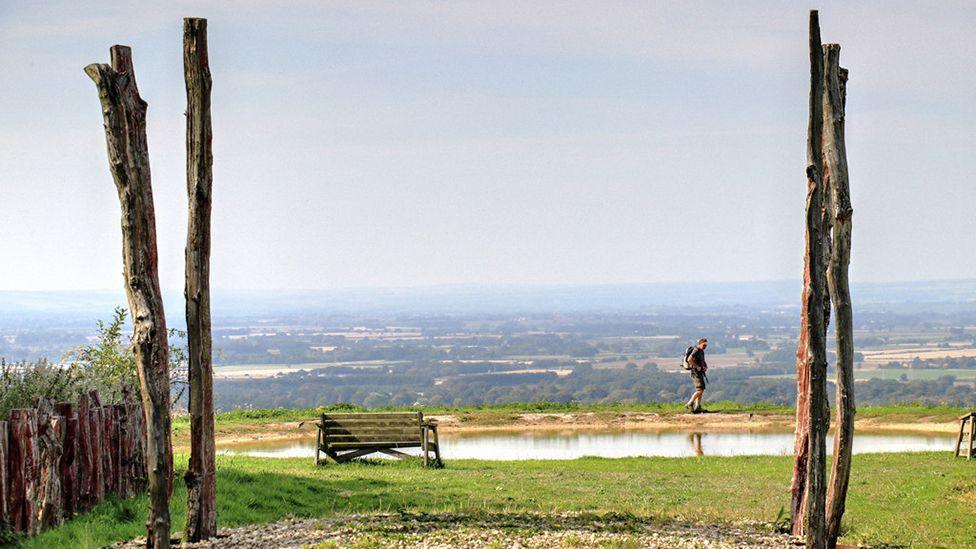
[
  {"x1": 315, "y1": 412, "x2": 442, "y2": 467},
  {"x1": 955, "y1": 412, "x2": 975, "y2": 459}
]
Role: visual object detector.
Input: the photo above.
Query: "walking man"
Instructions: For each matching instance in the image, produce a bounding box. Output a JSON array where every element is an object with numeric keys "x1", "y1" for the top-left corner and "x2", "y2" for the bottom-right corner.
[{"x1": 684, "y1": 338, "x2": 709, "y2": 412}]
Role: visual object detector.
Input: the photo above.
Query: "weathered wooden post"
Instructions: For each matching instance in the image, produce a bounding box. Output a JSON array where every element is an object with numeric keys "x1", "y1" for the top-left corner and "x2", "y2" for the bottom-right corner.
[
  {"x1": 0, "y1": 420, "x2": 8, "y2": 527},
  {"x1": 89, "y1": 395, "x2": 105, "y2": 504},
  {"x1": 55, "y1": 402, "x2": 79, "y2": 518},
  {"x1": 34, "y1": 399, "x2": 63, "y2": 530},
  {"x1": 790, "y1": 11, "x2": 830, "y2": 549},
  {"x1": 7, "y1": 409, "x2": 38, "y2": 534},
  {"x1": 823, "y1": 42, "x2": 854, "y2": 548},
  {"x1": 102, "y1": 405, "x2": 120, "y2": 496},
  {"x1": 36, "y1": 407, "x2": 64, "y2": 529},
  {"x1": 122, "y1": 385, "x2": 148, "y2": 494},
  {"x1": 183, "y1": 17, "x2": 218, "y2": 542},
  {"x1": 76, "y1": 392, "x2": 96, "y2": 510},
  {"x1": 114, "y1": 403, "x2": 133, "y2": 497},
  {"x1": 85, "y1": 45, "x2": 174, "y2": 548}
]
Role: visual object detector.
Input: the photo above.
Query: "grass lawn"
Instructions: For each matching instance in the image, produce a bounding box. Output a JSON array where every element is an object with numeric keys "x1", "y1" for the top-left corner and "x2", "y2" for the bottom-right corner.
[{"x1": 25, "y1": 451, "x2": 975, "y2": 548}]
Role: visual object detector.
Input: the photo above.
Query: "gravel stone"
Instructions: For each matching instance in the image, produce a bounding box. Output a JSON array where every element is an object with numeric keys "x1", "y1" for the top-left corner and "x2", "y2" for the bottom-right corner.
[{"x1": 112, "y1": 513, "x2": 802, "y2": 548}]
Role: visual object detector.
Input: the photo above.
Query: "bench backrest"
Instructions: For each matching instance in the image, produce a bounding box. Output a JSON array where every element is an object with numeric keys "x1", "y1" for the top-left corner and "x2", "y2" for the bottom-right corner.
[{"x1": 320, "y1": 412, "x2": 424, "y2": 445}]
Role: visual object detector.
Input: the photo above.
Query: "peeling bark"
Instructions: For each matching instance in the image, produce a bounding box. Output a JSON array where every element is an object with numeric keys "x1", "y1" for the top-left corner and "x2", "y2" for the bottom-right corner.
[
  {"x1": 823, "y1": 43, "x2": 855, "y2": 549},
  {"x1": 791, "y1": 12, "x2": 831, "y2": 549},
  {"x1": 85, "y1": 45, "x2": 173, "y2": 548},
  {"x1": 55, "y1": 402, "x2": 79, "y2": 518},
  {"x1": 7, "y1": 409, "x2": 38, "y2": 534},
  {"x1": 36, "y1": 400, "x2": 64, "y2": 530},
  {"x1": 183, "y1": 17, "x2": 218, "y2": 542},
  {"x1": 0, "y1": 420, "x2": 8, "y2": 526}
]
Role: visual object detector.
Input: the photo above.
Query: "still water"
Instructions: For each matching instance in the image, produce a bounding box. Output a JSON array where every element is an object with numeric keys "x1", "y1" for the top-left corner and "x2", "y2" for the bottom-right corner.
[{"x1": 217, "y1": 429, "x2": 954, "y2": 460}]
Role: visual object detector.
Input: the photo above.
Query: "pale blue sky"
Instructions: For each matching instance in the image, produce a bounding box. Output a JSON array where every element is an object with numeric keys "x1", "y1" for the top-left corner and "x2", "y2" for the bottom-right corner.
[{"x1": 1, "y1": 1, "x2": 973, "y2": 291}]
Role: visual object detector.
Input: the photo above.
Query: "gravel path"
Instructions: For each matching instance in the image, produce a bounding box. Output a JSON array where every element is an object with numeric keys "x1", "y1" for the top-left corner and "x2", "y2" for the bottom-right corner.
[{"x1": 114, "y1": 512, "x2": 801, "y2": 548}]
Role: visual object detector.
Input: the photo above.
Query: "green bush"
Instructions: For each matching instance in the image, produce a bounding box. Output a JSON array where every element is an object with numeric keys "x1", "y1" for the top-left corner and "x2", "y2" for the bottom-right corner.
[
  {"x1": 1, "y1": 307, "x2": 188, "y2": 419},
  {"x1": 0, "y1": 358, "x2": 82, "y2": 419}
]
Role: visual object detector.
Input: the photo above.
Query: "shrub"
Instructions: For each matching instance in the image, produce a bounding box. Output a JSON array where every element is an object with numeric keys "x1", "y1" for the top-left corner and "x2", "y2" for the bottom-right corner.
[{"x1": 0, "y1": 307, "x2": 188, "y2": 419}]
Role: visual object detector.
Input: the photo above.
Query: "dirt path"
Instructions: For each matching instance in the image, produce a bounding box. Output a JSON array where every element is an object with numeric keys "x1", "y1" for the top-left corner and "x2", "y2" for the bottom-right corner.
[
  {"x1": 114, "y1": 513, "x2": 801, "y2": 548},
  {"x1": 190, "y1": 410, "x2": 958, "y2": 449}
]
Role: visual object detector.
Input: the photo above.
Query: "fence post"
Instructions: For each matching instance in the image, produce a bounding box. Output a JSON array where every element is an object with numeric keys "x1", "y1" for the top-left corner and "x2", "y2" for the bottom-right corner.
[
  {"x1": 55, "y1": 403, "x2": 79, "y2": 519},
  {"x1": 8, "y1": 409, "x2": 38, "y2": 534},
  {"x1": 108, "y1": 405, "x2": 123, "y2": 495},
  {"x1": 101, "y1": 406, "x2": 116, "y2": 496},
  {"x1": 0, "y1": 420, "x2": 8, "y2": 527},
  {"x1": 116, "y1": 403, "x2": 132, "y2": 498},
  {"x1": 122, "y1": 385, "x2": 148, "y2": 494},
  {"x1": 36, "y1": 401, "x2": 64, "y2": 530},
  {"x1": 76, "y1": 393, "x2": 93, "y2": 510},
  {"x1": 89, "y1": 393, "x2": 105, "y2": 505}
]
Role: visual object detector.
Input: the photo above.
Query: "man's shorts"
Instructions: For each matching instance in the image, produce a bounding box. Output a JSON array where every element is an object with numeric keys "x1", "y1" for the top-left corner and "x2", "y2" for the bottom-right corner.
[{"x1": 691, "y1": 372, "x2": 706, "y2": 391}]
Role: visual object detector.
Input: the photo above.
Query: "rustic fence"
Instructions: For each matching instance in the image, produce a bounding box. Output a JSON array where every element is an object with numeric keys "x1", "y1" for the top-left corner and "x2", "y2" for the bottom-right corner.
[{"x1": 0, "y1": 386, "x2": 147, "y2": 536}]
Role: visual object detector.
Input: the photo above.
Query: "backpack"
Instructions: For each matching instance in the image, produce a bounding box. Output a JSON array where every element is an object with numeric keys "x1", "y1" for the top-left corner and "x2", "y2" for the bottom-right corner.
[{"x1": 682, "y1": 346, "x2": 695, "y2": 371}]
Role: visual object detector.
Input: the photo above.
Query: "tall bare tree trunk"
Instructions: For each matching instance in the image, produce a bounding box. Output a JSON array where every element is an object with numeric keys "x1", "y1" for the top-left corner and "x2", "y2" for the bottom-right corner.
[
  {"x1": 791, "y1": 12, "x2": 830, "y2": 549},
  {"x1": 823, "y1": 43, "x2": 854, "y2": 548},
  {"x1": 85, "y1": 46, "x2": 173, "y2": 549},
  {"x1": 183, "y1": 17, "x2": 218, "y2": 542}
]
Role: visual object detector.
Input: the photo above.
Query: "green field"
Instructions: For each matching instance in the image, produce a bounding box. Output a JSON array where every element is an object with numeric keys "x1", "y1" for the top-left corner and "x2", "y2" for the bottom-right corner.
[
  {"x1": 26, "y1": 451, "x2": 975, "y2": 548},
  {"x1": 854, "y1": 368, "x2": 976, "y2": 381}
]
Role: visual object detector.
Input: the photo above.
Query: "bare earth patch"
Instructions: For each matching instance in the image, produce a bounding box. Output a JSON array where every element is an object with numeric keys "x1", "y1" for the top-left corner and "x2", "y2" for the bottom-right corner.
[{"x1": 115, "y1": 513, "x2": 800, "y2": 548}]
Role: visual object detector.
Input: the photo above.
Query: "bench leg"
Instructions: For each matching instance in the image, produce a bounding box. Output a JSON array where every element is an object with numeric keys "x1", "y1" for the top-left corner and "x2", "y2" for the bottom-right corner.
[
  {"x1": 378, "y1": 448, "x2": 411, "y2": 459},
  {"x1": 430, "y1": 425, "x2": 443, "y2": 467},
  {"x1": 966, "y1": 416, "x2": 976, "y2": 459},
  {"x1": 315, "y1": 427, "x2": 323, "y2": 465},
  {"x1": 956, "y1": 420, "x2": 966, "y2": 457},
  {"x1": 422, "y1": 427, "x2": 429, "y2": 467}
]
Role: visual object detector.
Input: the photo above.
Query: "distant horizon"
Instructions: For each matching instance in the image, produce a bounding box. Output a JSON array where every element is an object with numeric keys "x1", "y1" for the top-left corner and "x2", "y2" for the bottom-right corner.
[
  {"x1": 3, "y1": 276, "x2": 976, "y2": 295},
  {"x1": 3, "y1": 279, "x2": 975, "y2": 321}
]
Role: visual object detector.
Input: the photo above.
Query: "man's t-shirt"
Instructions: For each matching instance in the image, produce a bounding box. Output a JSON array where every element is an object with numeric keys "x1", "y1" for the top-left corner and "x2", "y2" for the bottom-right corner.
[{"x1": 689, "y1": 347, "x2": 707, "y2": 373}]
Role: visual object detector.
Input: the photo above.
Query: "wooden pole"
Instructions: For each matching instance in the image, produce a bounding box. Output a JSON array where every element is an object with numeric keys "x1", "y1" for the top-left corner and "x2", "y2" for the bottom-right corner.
[
  {"x1": 822, "y1": 42, "x2": 855, "y2": 548},
  {"x1": 122, "y1": 385, "x2": 148, "y2": 494},
  {"x1": 55, "y1": 403, "x2": 79, "y2": 518},
  {"x1": 35, "y1": 400, "x2": 64, "y2": 530},
  {"x1": 7, "y1": 409, "x2": 38, "y2": 534},
  {"x1": 89, "y1": 394, "x2": 105, "y2": 505},
  {"x1": 791, "y1": 11, "x2": 830, "y2": 549},
  {"x1": 183, "y1": 17, "x2": 218, "y2": 542},
  {"x1": 0, "y1": 420, "x2": 7, "y2": 527},
  {"x1": 76, "y1": 393, "x2": 92, "y2": 510},
  {"x1": 85, "y1": 45, "x2": 173, "y2": 548}
]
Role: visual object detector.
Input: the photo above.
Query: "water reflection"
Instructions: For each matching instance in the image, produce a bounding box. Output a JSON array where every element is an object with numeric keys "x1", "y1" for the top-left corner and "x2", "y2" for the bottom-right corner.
[{"x1": 218, "y1": 428, "x2": 954, "y2": 460}]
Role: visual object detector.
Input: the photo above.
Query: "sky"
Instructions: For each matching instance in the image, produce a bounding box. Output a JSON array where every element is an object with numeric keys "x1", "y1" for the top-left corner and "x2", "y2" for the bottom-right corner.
[{"x1": 1, "y1": 1, "x2": 974, "y2": 292}]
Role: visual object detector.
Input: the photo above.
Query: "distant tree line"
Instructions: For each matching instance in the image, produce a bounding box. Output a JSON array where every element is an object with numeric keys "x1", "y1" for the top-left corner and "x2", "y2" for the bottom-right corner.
[{"x1": 210, "y1": 360, "x2": 976, "y2": 411}]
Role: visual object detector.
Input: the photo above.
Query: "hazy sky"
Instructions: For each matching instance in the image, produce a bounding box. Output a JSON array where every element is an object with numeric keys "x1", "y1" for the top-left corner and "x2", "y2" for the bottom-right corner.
[{"x1": 1, "y1": 1, "x2": 973, "y2": 291}]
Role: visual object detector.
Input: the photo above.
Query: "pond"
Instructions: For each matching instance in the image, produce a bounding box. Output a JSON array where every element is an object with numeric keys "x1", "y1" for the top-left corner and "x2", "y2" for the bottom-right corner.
[{"x1": 217, "y1": 428, "x2": 955, "y2": 460}]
